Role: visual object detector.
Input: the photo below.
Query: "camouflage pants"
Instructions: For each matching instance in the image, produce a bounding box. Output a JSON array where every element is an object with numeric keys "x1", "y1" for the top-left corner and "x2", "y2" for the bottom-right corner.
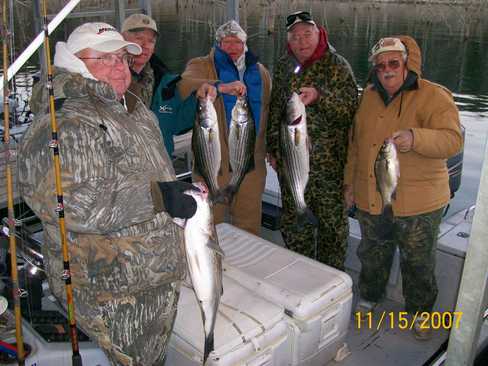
[
  {"x1": 356, "y1": 207, "x2": 444, "y2": 313},
  {"x1": 279, "y1": 175, "x2": 348, "y2": 270}
]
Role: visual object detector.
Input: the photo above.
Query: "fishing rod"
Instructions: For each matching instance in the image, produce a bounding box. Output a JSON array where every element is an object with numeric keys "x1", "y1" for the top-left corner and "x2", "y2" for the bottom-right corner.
[
  {"x1": 40, "y1": 0, "x2": 82, "y2": 365},
  {"x1": 2, "y1": 0, "x2": 25, "y2": 364}
]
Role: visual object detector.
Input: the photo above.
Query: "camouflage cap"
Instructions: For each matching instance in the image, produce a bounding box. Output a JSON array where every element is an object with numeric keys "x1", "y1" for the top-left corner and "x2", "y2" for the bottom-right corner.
[{"x1": 215, "y1": 20, "x2": 247, "y2": 43}]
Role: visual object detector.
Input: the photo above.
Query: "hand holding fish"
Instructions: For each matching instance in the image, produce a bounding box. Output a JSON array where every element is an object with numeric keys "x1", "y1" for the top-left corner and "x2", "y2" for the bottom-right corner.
[
  {"x1": 218, "y1": 80, "x2": 247, "y2": 97},
  {"x1": 298, "y1": 86, "x2": 320, "y2": 106},
  {"x1": 392, "y1": 129, "x2": 414, "y2": 153},
  {"x1": 196, "y1": 83, "x2": 217, "y2": 101}
]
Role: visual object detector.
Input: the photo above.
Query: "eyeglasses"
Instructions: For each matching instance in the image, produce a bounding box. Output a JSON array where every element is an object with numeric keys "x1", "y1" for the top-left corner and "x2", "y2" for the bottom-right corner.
[
  {"x1": 79, "y1": 53, "x2": 133, "y2": 67},
  {"x1": 375, "y1": 59, "x2": 402, "y2": 72},
  {"x1": 286, "y1": 11, "x2": 313, "y2": 28}
]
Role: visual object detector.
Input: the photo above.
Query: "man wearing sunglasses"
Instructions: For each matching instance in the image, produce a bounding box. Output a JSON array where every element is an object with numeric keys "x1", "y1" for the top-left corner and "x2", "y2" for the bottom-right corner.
[
  {"x1": 344, "y1": 36, "x2": 462, "y2": 340},
  {"x1": 19, "y1": 22, "x2": 200, "y2": 364},
  {"x1": 266, "y1": 11, "x2": 358, "y2": 270}
]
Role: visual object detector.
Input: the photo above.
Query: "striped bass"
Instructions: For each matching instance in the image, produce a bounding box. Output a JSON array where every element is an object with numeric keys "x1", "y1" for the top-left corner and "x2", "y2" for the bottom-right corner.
[
  {"x1": 180, "y1": 181, "x2": 224, "y2": 365},
  {"x1": 281, "y1": 92, "x2": 318, "y2": 228},
  {"x1": 225, "y1": 97, "x2": 255, "y2": 203},
  {"x1": 375, "y1": 138, "x2": 400, "y2": 213},
  {"x1": 192, "y1": 96, "x2": 223, "y2": 203}
]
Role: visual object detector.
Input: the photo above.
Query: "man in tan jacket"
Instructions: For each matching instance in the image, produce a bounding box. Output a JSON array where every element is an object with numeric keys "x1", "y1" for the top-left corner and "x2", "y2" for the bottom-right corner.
[
  {"x1": 344, "y1": 36, "x2": 462, "y2": 339},
  {"x1": 180, "y1": 20, "x2": 271, "y2": 235}
]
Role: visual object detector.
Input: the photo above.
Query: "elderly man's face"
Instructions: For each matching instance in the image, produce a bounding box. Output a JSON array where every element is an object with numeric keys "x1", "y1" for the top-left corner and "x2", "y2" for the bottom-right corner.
[
  {"x1": 287, "y1": 23, "x2": 320, "y2": 64},
  {"x1": 220, "y1": 35, "x2": 245, "y2": 62},
  {"x1": 122, "y1": 29, "x2": 157, "y2": 72},
  {"x1": 77, "y1": 48, "x2": 131, "y2": 99},
  {"x1": 374, "y1": 51, "x2": 407, "y2": 96}
]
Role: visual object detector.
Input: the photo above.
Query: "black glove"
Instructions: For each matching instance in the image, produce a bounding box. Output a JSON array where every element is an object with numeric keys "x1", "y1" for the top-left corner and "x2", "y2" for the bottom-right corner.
[{"x1": 151, "y1": 180, "x2": 200, "y2": 219}]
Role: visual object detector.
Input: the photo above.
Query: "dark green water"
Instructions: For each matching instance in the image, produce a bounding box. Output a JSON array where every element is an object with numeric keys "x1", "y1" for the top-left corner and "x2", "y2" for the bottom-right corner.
[{"x1": 151, "y1": 0, "x2": 488, "y2": 117}]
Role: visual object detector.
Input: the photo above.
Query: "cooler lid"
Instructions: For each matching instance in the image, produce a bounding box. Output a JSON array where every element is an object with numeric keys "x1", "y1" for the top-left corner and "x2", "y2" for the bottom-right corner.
[
  {"x1": 172, "y1": 274, "x2": 285, "y2": 358},
  {"x1": 217, "y1": 223, "x2": 352, "y2": 320}
]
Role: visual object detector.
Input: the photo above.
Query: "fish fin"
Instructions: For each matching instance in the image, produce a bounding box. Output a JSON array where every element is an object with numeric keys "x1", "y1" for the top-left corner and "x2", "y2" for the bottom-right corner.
[
  {"x1": 207, "y1": 239, "x2": 225, "y2": 257},
  {"x1": 203, "y1": 330, "x2": 215, "y2": 365},
  {"x1": 172, "y1": 217, "x2": 186, "y2": 228}
]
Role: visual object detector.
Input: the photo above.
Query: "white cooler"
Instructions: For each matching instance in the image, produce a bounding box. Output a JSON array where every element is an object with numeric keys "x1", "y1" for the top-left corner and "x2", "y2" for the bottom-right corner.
[
  {"x1": 216, "y1": 223, "x2": 353, "y2": 366},
  {"x1": 166, "y1": 275, "x2": 292, "y2": 366}
]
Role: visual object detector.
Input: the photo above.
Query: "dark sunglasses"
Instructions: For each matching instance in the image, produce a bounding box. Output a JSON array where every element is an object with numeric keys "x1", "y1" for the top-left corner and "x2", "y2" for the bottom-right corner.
[
  {"x1": 286, "y1": 11, "x2": 313, "y2": 28},
  {"x1": 375, "y1": 59, "x2": 402, "y2": 72}
]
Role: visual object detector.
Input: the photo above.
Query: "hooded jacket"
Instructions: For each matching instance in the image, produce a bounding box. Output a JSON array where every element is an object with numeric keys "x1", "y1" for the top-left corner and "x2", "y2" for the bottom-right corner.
[
  {"x1": 19, "y1": 68, "x2": 185, "y2": 364},
  {"x1": 344, "y1": 36, "x2": 463, "y2": 216}
]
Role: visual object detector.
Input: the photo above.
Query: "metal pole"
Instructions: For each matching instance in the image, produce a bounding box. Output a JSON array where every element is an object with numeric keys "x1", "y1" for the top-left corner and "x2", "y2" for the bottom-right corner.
[
  {"x1": 445, "y1": 138, "x2": 488, "y2": 365},
  {"x1": 114, "y1": 0, "x2": 126, "y2": 31},
  {"x1": 0, "y1": 0, "x2": 81, "y2": 92},
  {"x1": 33, "y1": 0, "x2": 46, "y2": 80},
  {"x1": 226, "y1": 0, "x2": 239, "y2": 22},
  {"x1": 139, "y1": 0, "x2": 152, "y2": 17}
]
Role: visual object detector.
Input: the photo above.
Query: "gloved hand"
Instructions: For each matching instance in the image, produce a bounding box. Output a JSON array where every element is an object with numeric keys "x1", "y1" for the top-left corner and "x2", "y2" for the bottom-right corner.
[{"x1": 151, "y1": 180, "x2": 200, "y2": 219}]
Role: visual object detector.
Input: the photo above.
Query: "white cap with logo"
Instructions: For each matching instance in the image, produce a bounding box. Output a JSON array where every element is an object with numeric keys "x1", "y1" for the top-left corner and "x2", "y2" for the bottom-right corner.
[{"x1": 67, "y1": 22, "x2": 142, "y2": 55}]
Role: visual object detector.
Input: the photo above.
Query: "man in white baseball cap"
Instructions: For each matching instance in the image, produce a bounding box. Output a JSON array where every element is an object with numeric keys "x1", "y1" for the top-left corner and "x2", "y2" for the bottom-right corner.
[
  {"x1": 22, "y1": 22, "x2": 198, "y2": 365},
  {"x1": 54, "y1": 22, "x2": 141, "y2": 99}
]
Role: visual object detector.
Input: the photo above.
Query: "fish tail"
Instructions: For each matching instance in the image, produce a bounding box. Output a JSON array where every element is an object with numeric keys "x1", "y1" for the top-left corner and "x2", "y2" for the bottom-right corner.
[
  {"x1": 210, "y1": 190, "x2": 226, "y2": 205},
  {"x1": 203, "y1": 331, "x2": 215, "y2": 365},
  {"x1": 382, "y1": 203, "x2": 393, "y2": 217},
  {"x1": 222, "y1": 185, "x2": 238, "y2": 205},
  {"x1": 296, "y1": 207, "x2": 318, "y2": 230}
]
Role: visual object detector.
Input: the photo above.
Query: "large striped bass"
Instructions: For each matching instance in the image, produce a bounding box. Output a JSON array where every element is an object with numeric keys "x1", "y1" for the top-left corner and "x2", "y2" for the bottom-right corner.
[
  {"x1": 224, "y1": 97, "x2": 256, "y2": 203},
  {"x1": 375, "y1": 138, "x2": 400, "y2": 213},
  {"x1": 281, "y1": 92, "x2": 318, "y2": 228},
  {"x1": 180, "y1": 182, "x2": 224, "y2": 365},
  {"x1": 192, "y1": 96, "x2": 223, "y2": 203}
]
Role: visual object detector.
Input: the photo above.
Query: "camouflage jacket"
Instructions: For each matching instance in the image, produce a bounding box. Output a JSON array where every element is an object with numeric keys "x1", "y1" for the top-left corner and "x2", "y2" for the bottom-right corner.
[
  {"x1": 19, "y1": 69, "x2": 185, "y2": 300},
  {"x1": 126, "y1": 62, "x2": 155, "y2": 112},
  {"x1": 267, "y1": 48, "x2": 358, "y2": 183}
]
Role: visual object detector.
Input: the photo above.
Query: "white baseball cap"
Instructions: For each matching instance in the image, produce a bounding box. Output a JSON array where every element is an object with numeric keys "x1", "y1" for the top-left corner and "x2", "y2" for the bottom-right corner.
[{"x1": 67, "y1": 22, "x2": 142, "y2": 55}]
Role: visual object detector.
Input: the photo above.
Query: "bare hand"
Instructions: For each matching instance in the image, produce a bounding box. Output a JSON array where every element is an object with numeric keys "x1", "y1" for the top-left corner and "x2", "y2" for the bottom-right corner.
[
  {"x1": 267, "y1": 153, "x2": 277, "y2": 171},
  {"x1": 298, "y1": 87, "x2": 320, "y2": 106},
  {"x1": 392, "y1": 129, "x2": 414, "y2": 153},
  {"x1": 344, "y1": 184, "x2": 354, "y2": 209},
  {"x1": 196, "y1": 83, "x2": 217, "y2": 101},
  {"x1": 218, "y1": 81, "x2": 247, "y2": 97}
]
